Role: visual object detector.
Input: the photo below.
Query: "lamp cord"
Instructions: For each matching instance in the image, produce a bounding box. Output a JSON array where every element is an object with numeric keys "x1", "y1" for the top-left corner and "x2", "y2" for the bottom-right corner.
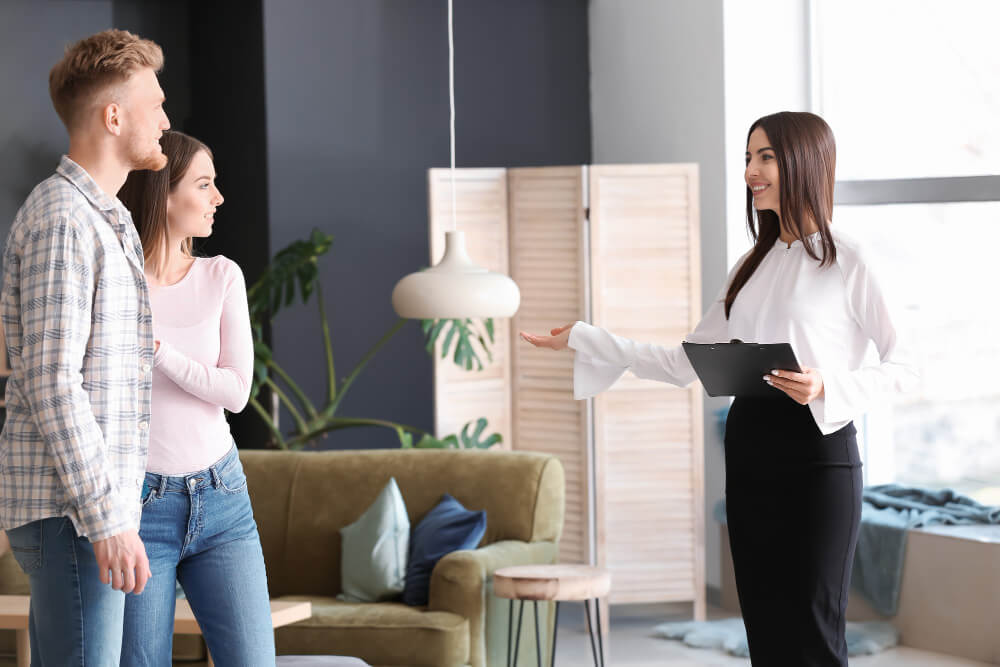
[{"x1": 448, "y1": 0, "x2": 457, "y2": 232}]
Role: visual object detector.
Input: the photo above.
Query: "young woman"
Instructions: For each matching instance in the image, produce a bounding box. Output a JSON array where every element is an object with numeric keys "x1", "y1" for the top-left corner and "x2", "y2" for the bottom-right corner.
[
  {"x1": 118, "y1": 131, "x2": 274, "y2": 666},
  {"x1": 521, "y1": 111, "x2": 916, "y2": 665}
]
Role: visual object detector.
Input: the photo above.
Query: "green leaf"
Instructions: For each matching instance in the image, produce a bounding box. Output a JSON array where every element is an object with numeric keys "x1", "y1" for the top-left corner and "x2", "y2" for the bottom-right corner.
[
  {"x1": 247, "y1": 228, "x2": 333, "y2": 324},
  {"x1": 421, "y1": 317, "x2": 494, "y2": 372},
  {"x1": 441, "y1": 322, "x2": 458, "y2": 360},
  {"x1": 425, "y1": 319, "x2": 447, "y2": 356},
  {"x1": 458, "y1": 418, "x2": 502, "y2": 449},
  {"x1": 397, "y1": 427, "x2": 413, "y2": 448}
]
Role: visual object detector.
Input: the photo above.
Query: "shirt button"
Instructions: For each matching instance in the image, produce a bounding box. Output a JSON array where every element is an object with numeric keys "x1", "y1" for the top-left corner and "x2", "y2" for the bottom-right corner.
[
  {"x1": 141, "y1": 364, "x2": 152, "y2": 374},
  {"x1": 138, "y1": 421, "x2": 149, "y2": 432}
]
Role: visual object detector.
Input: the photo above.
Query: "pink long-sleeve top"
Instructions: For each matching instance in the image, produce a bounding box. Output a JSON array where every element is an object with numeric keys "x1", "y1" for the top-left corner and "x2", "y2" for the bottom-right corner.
[{"x1": 147, "y1": 255, "x2": 253, "y2": 475}]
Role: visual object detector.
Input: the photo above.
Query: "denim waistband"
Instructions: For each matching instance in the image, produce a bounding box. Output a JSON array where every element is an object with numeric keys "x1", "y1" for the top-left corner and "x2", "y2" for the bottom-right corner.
[{"x1": 143, "y1": 444, "x2": 240, "y2": 496}]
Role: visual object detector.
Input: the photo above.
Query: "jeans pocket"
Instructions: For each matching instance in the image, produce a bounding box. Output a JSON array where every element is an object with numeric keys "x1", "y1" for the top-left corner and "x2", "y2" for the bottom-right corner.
[
  {"x1": 6, "y1": 522, "x2": 43, "y2": 574},
  {"x1": 217, "y1": 457, "x2": 248, "y2": 495}
]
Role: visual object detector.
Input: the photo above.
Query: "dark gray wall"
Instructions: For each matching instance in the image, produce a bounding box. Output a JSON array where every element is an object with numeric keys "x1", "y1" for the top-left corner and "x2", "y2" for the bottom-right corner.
[
  {"x1": 0, "y1": 1, "x2": 113, "y2": 243},
  {"x1": 263, "y1": 0, "x2": 591, "y2": 449},
  {"x1": 1, "y1": 0, "x2": 591, "y2": 450}
]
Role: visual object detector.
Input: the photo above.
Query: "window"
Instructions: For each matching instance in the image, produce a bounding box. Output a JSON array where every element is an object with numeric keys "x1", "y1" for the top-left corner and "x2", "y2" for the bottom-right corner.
[
  {"x1": 814, "y1": 0, "x2": 1000, "y2": 180},
  {"x1": 814, "y1": 0, "x2": 1000, "y2": 504}
]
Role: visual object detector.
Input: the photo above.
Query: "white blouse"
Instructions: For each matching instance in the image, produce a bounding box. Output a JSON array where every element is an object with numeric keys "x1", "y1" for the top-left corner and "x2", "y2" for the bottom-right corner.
[{"x1": 568, "y1": 229, "x2": 918, "y2": 435}]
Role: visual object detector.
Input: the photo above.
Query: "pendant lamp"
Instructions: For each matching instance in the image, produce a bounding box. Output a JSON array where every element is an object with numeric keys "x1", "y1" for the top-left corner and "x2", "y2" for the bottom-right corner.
[{"x1": 391, "y1": 0, "x2": 520, "y2": 319}]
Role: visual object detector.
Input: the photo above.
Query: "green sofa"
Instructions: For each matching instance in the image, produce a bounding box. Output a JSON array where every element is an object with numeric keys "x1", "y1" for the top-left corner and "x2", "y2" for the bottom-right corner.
[{"x1": 242, "y1": 448, "x2": 565, "y2": 667}]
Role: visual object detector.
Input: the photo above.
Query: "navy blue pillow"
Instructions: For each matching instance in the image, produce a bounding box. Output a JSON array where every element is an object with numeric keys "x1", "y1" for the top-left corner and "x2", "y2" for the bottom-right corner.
[{"x1": 402, "y1": 493, "x2": 487, "y2": 606}]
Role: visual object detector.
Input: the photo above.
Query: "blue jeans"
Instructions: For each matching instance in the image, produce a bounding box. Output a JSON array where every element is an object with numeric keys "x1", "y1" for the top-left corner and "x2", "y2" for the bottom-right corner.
[
  {"x1": 5, "y1": 517, "x2": 125, "y2": 666},
  {"x1": 121, "y1": 445, "x2": 275, "y2": 666}
]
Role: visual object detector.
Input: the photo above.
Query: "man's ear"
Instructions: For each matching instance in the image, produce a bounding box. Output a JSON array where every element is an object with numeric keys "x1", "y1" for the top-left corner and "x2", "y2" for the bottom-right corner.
[{"x1": 103, "y1": 102, "x2": 123, "y2": 136}]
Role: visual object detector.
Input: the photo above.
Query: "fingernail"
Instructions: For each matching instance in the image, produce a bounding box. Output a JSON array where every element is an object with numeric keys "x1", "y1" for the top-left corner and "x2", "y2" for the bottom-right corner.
[
  {"x1": 763, "y1": 376, "x2": 772, "y2": 384},
  {"x1": 770, "y1": 369, "x2": 779, "y2": 376}
]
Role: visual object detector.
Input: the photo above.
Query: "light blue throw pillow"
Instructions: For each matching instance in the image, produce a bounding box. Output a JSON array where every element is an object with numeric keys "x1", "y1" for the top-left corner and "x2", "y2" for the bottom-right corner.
[{"x1": 338, "y1": 477, "x2": 410, "y2": 603}]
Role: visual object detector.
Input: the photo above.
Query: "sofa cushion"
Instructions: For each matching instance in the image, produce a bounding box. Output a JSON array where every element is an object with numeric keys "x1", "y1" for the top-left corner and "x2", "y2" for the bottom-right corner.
[
  {"x1": 338, "y1": 477, "x2": 409, "y2": 603},
  {"x1": 402, "y1": 494, "x2": 486, "y2": 606},
  {"x1": 274, "y1": 596, "x2": 469, "y2": 667}
]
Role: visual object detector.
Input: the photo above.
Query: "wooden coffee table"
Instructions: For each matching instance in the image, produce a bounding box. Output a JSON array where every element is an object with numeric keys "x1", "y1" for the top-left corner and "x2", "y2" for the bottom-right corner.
[{"x1": 0, "y1": 594, "x2": 311, "y2": 667}]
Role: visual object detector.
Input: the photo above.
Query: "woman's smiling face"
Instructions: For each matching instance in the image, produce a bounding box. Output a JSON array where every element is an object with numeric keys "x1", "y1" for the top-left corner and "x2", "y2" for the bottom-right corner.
[
  {"x1": 745, "y1": 126, "x2": 780, "y2": 215},
  {"x1": 166, "y1": 149, "x2": 224, "y2": 240}
]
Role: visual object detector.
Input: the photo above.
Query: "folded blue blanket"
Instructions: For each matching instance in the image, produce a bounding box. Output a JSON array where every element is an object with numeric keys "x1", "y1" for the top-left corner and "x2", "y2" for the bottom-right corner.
[{"x1": 851, "y1": 484, "x2": 1000, "y2": 616}]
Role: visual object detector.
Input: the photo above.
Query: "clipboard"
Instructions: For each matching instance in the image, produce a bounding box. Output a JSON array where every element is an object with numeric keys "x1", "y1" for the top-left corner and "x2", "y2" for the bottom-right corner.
[{"x1": 681, "y1": 340, "x2": 803, "y2": 397}]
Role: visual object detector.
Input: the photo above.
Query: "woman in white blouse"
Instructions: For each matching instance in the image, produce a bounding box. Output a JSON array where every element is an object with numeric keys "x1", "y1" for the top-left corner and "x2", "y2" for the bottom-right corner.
[{"x1": 521, "y1": 111, "x2": 916, "y2": 666}]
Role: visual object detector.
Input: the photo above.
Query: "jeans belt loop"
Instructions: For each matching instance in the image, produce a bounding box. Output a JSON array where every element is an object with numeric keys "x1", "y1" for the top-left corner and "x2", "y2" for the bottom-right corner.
[
  {"x1": 156, "y1": 474, "x2": 167, "y2": 498},
  {"x1": 209, "y1": 464, "x2": 222, "y2": 489}
]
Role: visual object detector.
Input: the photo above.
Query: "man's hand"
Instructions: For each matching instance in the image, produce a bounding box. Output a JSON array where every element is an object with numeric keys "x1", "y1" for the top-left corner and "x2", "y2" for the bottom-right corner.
[
  {"x1": 519, "y1": 323, "x2": 575, "y2": 351},
  {"x1": 92, "y1": 529, "x2": 151, "y2": 594},
  {"x1": 765, "y1": 367, "x2": 825, "y2": 405}
]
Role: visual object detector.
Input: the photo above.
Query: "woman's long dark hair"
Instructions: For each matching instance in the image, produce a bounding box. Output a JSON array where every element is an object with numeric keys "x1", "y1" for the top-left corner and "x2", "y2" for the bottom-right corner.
[
  {"x1": 724, "y1": 111, "x2": 837, "y2": 318},
  {"x1": 118, "y1": 130, "x2": 213, "y2": 264}
]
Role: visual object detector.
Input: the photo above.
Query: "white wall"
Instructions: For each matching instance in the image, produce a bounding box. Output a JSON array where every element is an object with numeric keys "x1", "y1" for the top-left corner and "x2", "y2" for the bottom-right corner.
[
  {"x1": 723, "y1": 0, "x2": 811, "y2": 266},
  {"x1": 589, "y1": 0, "x2": 811, "y2": 596},
  {"x1": 589, "y1": 0, "x2": 729, "y2": 592}
]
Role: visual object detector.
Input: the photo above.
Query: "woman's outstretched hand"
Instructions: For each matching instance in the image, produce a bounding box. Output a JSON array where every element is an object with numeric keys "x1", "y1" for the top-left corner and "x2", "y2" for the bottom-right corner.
[
  {"x1": 519, "y1": 323, "x2": 575, "y2": 351},
  {"x1": 765, "y1": 367, "x2": 824, "y2": 404}
]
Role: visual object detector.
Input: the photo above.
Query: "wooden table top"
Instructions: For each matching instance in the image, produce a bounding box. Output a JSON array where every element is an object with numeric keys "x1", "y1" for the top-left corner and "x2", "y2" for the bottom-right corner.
[
  {"x1": 0, "y1": 595, "x2": 312, "y2": 635},
  {"x1": 0, "y1": 595, "x2": 29, "y2": 629},
  {"x1": 494, "y1": 564, "x2": 611, "y2": 601},
  {"x1": 175, "y1": 599, "x2": 312, "y2": 634}
]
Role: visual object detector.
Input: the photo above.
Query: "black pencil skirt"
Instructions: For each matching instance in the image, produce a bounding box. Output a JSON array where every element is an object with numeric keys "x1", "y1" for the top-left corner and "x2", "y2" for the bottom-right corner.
[{"x1": 724, "y1": 395, "x2": 862, "y2": 666}]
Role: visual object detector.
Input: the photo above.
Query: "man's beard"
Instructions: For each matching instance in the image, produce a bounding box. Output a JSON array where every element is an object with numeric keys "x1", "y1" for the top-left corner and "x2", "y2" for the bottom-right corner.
[{"x1": 128, "y1": 135, "x2": 168, "y2": 172}]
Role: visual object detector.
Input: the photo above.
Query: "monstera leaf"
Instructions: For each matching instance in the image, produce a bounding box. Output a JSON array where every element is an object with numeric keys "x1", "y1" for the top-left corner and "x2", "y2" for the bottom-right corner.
[
  {"x1": 421, "y1": 318, "x2": 495, "y2": 371},
  {"x1": 396, "y1": 418, "x2": 501, "y2": 450},
  {"x1": 247, "y1": 229, "x2": 332, "y2": 323}
]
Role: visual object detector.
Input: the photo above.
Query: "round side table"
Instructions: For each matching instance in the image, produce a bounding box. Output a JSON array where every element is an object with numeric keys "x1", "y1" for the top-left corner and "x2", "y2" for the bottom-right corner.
[{"x1": 494, "y1": 564, "x2": 611, "y2": 667}]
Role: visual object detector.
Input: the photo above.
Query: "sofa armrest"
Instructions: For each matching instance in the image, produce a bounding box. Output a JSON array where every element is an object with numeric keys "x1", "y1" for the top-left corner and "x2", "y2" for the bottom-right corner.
[{"x1": 428, "y1": 540, "x2": 557, "y2": 667}]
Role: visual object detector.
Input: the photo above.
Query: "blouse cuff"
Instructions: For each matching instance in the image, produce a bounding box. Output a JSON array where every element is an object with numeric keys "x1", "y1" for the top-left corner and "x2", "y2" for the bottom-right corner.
[
  {"x1": 573, "y1": 351, "x2": 628, "y2": 400},
  {"x1": 568, "y1": 321, "x2": 630, "y2": 399},
  {"x1": 811, "y1": 367, "x2": 846, "y2": 424}
]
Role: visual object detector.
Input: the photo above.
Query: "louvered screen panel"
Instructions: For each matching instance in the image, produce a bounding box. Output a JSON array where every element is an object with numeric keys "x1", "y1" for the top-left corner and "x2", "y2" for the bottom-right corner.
[
  {"x1": 428, "y1": 169, "x2": 512, "y2": 449},
  {"x1": 508, "y1": 167, "x2": 590, "y2": 565},
  {"x1": 589, "y1": 164, "x2": 705, "y2": 615}
]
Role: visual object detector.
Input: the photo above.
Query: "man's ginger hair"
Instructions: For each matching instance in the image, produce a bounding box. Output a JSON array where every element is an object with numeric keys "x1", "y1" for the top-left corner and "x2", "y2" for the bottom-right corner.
[{"x1": 49, "y1": 29, "x2": 163, "y2": 131}]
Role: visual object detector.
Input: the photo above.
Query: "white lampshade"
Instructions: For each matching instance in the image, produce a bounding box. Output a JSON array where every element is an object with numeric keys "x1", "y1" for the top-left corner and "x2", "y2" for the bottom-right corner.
[{"x1": 392, "y1": 231, "x2": 520, "y2": 319}]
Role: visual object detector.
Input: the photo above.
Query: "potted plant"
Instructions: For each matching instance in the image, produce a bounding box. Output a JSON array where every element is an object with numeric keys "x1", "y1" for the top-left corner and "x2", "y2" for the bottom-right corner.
[{"x1": 245, "y1": 229, "x2": 501, "y2": 451}]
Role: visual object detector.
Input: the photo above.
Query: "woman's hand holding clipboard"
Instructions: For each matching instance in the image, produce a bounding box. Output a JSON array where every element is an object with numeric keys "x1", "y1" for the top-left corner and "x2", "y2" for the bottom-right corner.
[{"x1": 682, "y1": 340, "x2": 825, "y2": 404}]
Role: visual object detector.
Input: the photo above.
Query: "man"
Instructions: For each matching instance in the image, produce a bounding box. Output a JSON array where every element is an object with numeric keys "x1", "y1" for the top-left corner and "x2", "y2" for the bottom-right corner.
[{"x1": 0, "y1": 29, "x2": 169, "y2": 665}]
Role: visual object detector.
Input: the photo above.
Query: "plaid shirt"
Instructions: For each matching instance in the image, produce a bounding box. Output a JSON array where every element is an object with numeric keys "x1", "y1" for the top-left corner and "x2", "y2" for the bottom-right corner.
[{"x1": 0, "y1": 156, "x2": 153, "y2": 541}]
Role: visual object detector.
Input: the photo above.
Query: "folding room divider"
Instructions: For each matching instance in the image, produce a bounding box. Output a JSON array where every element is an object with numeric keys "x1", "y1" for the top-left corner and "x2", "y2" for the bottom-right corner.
[{"x1": 427, "y1": 164, "x2": 705, "y2": 619}]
